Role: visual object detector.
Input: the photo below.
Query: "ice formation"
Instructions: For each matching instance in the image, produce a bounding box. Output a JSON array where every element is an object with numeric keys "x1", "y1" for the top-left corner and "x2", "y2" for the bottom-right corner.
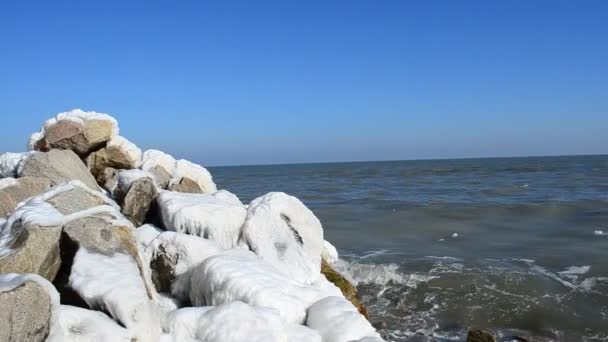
[
  {"x1": 48, "y1": 305, "x2": 133, "y2": 342},
  {"x1": 241, "y1": 192, "x2": 325, "y2": 284},
  {"x1": 140, "y1": 149, "x2": 217, "y2": 193},
  {"x1": 106, "y1": 135, "x2": 143, "y2": 166},
  {"x1": 190, "y1": 249, "x2": 342, "y2": 324},
  {"x1": 307, "y1": 296, "x2": 381, "y2": 342},
  {"x1": 158, "y1": 190, "x2": 247, "y2": 249},
  {"x1": 0, "y1": 152, "x2": 34, "y2": 178}
]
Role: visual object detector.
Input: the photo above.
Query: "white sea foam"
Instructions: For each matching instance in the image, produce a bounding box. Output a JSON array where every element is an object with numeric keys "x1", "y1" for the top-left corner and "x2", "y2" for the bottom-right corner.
[{"x1": 594, "y1": 230, "x2": 608, "y2": 236}]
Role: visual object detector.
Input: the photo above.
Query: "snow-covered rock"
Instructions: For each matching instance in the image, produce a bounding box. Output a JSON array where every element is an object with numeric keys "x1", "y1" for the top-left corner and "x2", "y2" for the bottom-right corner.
[
  {"x1": 0, "y1": 176, "x2": 51, "y2": 217},
  {"x1": 162, "y1": 301, "x2": 322, "y2": 342},
  {"x1": 241, "y1": 192, "x2": 325, "y2": 284},
  {"x1": 140, "y1": 150, "x2": 217, "y2": 193},
  {"x1": 158, "y1": 190, "x2": 246, "y2": 249},
  {"x1": 87, "y1": 136, "x2": 142, "y2": 180},
  {"x1": 189, "y1": 249, "x2": 342, "y2": 324},
  {"x1": 69, "y1": 248, "x2": 162, "y2": 341},
  {"x1": 106, "y1": 169, "x2": 158, "y2": 226},
  {"x1": 0, "y1": 273, "x2": 57, "y2": 342},
  {"x1": 28, "y1": 109, "x2": 118, "y2": 156},
  {"x1": 307, "y1": 296, "x2": 381, "y2": 342},
  {"x1": 136, "y1": 224, "x2": 223, "y2": 299},
  {"x1": 47, "y1": 305, "x2": 133, "y2": 342}
]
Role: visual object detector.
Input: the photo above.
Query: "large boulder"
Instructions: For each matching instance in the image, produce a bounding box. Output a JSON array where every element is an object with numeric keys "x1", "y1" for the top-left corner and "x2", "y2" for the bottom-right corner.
[
  {"x1": 20, "y1": 149, "x2": 99, "y2": 190},
  {"x1": 106, "y1": 170, "x2": 158, "y2": 226},
  {"x1": 0, "y1": 274, "x2": 56, "y2": 342},
  {"x1": 140, "y1": 150, "x2": 217, "y2": 193},
  {"x1": 241, "y1": 192, "x2": 325, "y2": 284},
  {"x1": 47, "y1": 305, "x2": 133, "y2": 342},
  {"x1": 0, "y1": 177, "x2": 52, "y2": 217},
  {"x1": 86, "y1": 136, "x2": 142, "y2": 181},
  {"x1": 158, "y1": 190, "x2": 246, "y2": 249},
  {"x1": 28, "y1": 109, "x2": 118, "y2": 157}
]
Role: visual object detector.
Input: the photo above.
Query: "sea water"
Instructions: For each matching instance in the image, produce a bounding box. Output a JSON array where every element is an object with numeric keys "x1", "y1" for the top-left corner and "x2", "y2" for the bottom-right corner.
[{"x1": 210, "y1": 155, "x2": 608, "y2": 341}]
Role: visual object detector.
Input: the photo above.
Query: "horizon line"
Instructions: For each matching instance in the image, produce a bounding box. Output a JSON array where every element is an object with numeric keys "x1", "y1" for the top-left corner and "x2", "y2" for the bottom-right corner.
[{"x1": 206, "y1": 153, "x2": 608, "y2": 168}]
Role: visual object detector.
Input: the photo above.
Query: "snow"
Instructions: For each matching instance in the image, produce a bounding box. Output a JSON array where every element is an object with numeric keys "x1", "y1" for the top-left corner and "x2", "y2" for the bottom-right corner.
[
  {"x1": 241, "y1": 192, "x2": 325, "y2": 284},
  {"x1": 28, "y1": 109, "x2": 119, "y2": 150},
  {"x1": 171, "y1": 159, "x2": 217, "y2": 194},
  {"x1": 68, "y1": 248, "x2": 162, "y2": 341},
  {"x1": 0, "y1": 177, "x2": 19, "y2": 190},
  {"x1": 0, "y1": 273, "x2": 60, "y2": 307},
  {"x1": 322, "y1": 240, "x2": 339, "y2": 265},
  {"x1": 0, "y1": 152, "x2": 34, "y2": 178},
  {"x1": 213, "y1": 189, "x2": 244, "y2": 206},
  {"x1": 47, "y1": 305, "x2": 133, "y2": 342},
  {"x1": 108, "y1": 169, "x2": 155, "y2": 194},
  {"x1": 136, "y1": 224, "x2": 223, "y2": 300},
  {"x1": 141, "y1": 149, "x2": 177, "y2": 175},
  {"x1": 161, "y1": 301, "x2": 321, "y2": 342},
  {"x1": 306, "y1": 296, "x2": 381, "y2": 342},
  {"x1": 158, "y1": 190, "x2": 247, "y2": 249},
  {"x1": 189, "y1": 249, "x2": 342, "y2": 324}
]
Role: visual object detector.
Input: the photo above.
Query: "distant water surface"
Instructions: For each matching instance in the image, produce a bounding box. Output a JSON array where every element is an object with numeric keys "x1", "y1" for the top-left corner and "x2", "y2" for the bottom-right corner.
[{"x1": 210, "y1": 155, "x2": 608, "y2": 341}]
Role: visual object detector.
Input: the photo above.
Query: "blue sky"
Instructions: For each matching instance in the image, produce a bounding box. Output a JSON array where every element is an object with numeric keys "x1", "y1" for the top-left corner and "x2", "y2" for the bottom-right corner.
[{"x1": 0, "y1": 1, "x2": 606, "y2": 166}]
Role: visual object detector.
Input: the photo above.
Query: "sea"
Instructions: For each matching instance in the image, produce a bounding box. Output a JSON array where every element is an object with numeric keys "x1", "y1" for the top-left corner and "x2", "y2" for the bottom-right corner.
[{"x1": 209, "y1": 155, "x2": 608, "y2": 341}]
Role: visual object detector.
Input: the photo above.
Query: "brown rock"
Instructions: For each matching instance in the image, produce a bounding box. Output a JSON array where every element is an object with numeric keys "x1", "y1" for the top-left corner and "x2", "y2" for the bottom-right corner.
[
  {"x1": 0, "y1": 280, "x2": 52, "y2": 342},
  {"x1": 321, "y1": 258, "x2": 369, "y2": 319},
  {"x1": 34, "y1": 120, "x2": 89, "y2": 156},
  {"x1": 170, "y1": 177, "x2": 203, "y2": 194},
  {"x1": 467, "y1": 329, "x2": 496, "y2": 342},
  {"x1": 87, "y1": 145, "x2": 138, "y2": 182},
  {"x1": 119, "y1": 177, "x2": 158, "y2": 226},
  {"x1": 0, "y1": 177, "x2": 51, "y2": 217},
  {"x1": 84, "y1": 119, "x2": 114, "y2": 149}
]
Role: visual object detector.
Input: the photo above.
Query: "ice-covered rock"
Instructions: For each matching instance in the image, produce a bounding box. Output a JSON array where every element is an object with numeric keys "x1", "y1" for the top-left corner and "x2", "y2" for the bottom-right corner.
[
  {"x1": 0, "y1": 176, "x2": 51, "y2": 217},
  {"x1": 69, "y1": 248, "x2": 162, "y2": 341},
  {"x1": 136, "y1": 224, "x2": 223, "y2": 299},
  {"x1": 322, "y1": 240, "x2": 339, "y2": 265},
  {"x1": 21, "y1": 149, "x2": 99, "y2": 190},
  {"x1": 241, "y1": 192, "x2": 325, "y2": 284},
  {"x1": 162, "y1": 301, "x2": 322, "y2": 342},
  {"x1": 106, "y1": 169, "x2": 158, "y2": 226},
  {"x1": 0, "y1": 151, "x2": 34, "y2": 178},
  {"x1": 190, "y1": 249, "x2": 342, "y2": 324},
  {"x1": 0, "y1": 273, "x2": 58, "y2": 342},
  {"x1": 87, "y1": 135, "x2": 142, "y2": 181},
  {"x1": 321, "y1": 258, "x2": 369, "y2": 319},
  {"x1": 158, "y1": 190, "x2": 246, "y2": 249},
  {"x1": 140, "y1": 150, "x2": 217, "y2": 193},
  {"x1": 28, "y1": 109, "x2": 118, "y2": 156},
  {"x1": 47, "y1": 305, "x2": 133, "y2": 342},
  {"x1": 306, "y1": 296, "x2": 381, "y2": 342}
]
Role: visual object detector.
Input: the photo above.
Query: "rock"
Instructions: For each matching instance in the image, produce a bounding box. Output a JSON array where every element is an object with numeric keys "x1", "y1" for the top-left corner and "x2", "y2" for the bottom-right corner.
[
  {"x1": 109, "y1": 170, "x2": 158, "y2": 226},
  {"x1": 170, "y1": 159, "x2": 217, "y2": 194},
  {"x1": 158, "y1": 190, "x2": 247, "y2": 249},
  {"x1": 149, "y1": 164, "x2": 172, "y2": 189},
  {"x1": 0, "y1": 224, "x2": 62, "y2": 281},
  {"x1": 467, "y1": 329, "x2": 496, "y2": 342},
  {"x1": 47, "y1": 305, "x2": 133, "y2": 341},
  {"x1": 0, "y1": 177, "x2": 52, "y2": 217},
  {"x1": 20, "y1": 149, "x2": 99, "y2": 190},
  {"x1": 46, "y1": 184, "x2": 106, "y2": 215},
  {"x1": 84, "y1": 118, "x2": 115, "y2": 148},
  {"x1": 241, "y1": 192, "x2": 325, "y2": 284},
  {"x1": 170, "y1": 176, "x2": 204, "y2": 193},
  {"x1": 0, "y1": 274, "x2": 54, "y2": 342},
  {"x1": 86, "y1": 136, "x2": 142, "y2": 181},
  {"x1": 33, "y1": 119, "x2": 90, "y2": 155},
  {"x1": 321, "y1": 258, "x2": 369, "y2": 319},
  {"x1": 136, "y1": 224, "x2": 223, "y2": 299}
]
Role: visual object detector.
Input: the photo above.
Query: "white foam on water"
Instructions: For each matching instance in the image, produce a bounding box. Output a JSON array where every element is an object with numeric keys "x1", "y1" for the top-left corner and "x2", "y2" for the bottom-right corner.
[{"x1": 594, "y1": 230, "x2": 608, "y2": 236}]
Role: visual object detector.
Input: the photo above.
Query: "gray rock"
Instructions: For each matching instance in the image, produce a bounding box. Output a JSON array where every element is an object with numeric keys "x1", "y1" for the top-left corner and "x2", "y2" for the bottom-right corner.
[
  {"x1": 0, "y1": 177, "x2": 51, "y2": 217},
  {"x1": 119, "y1": 177, "x2": 158, "y2": 226},
  {"x1": 149, "y1": 165, "x2": 171, "y2": 189},
  {"x1": 0, "y1": 280, "x2": 52, "y2": 342},
  {"x1": 20, "y1": 149, "x2": 99, "y2": 190},
  {"x1": 62, "y1": 217, "x2": 139, "y2": 256},
  {"x1": 46, "y1": 185, "x2": 105, "y2": 215},
  {"x1": 170, "y1": 176, "x2": 203, "y2": 194},
  {"x1": 0, "y1": 223, "x2": 62, "y2": 281}
]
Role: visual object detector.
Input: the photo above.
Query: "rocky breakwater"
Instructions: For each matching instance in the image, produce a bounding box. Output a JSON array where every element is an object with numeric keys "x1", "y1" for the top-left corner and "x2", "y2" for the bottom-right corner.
[{"x1": 0, "y1": 109, "x2": 382, "y2": 342}]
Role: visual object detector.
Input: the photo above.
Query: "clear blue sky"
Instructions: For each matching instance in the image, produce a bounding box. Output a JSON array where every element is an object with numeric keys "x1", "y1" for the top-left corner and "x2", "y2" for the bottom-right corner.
[{"x1": 0, "y1": 1, "x2": 606, "y2": 166}]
